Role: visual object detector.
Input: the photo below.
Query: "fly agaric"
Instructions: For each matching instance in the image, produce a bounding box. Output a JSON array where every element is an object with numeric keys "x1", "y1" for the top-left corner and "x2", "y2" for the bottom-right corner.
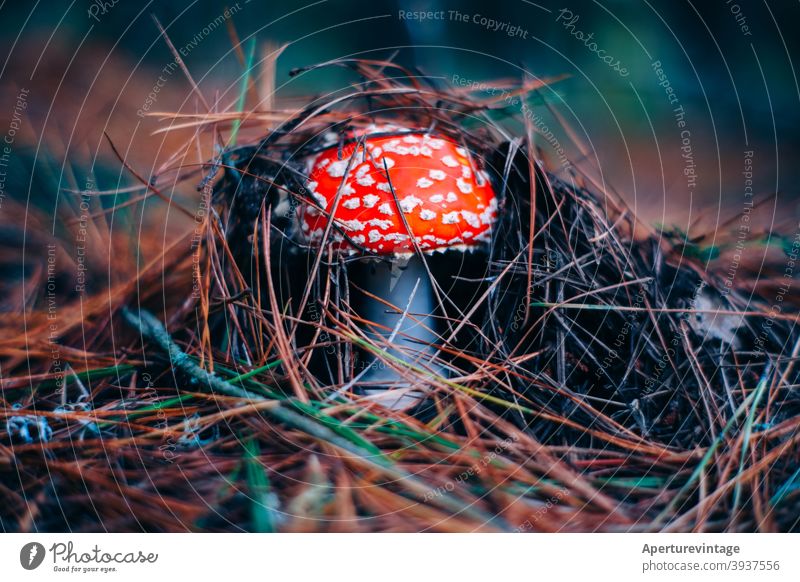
[{"x1": 300, "y1": 128, "x2": 498, "y2": 409}]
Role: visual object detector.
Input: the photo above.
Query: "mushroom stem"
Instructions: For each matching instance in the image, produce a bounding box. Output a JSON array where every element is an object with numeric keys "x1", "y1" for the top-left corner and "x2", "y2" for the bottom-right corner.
[{"x1": 353, "y1": 255, "x2": 444, "y2": 409}]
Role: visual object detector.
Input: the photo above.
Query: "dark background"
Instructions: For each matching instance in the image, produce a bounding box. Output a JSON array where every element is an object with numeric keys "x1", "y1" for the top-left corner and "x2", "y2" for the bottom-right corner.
[{"x1": 1, "y1": 0, "x2": 798, "y2": 229}]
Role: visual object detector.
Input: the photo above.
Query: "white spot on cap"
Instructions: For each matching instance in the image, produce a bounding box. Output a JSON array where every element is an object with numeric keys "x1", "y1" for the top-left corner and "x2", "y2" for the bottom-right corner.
[
  {"x1": 378, "y1": 203, "x2": 394, "y2": 215},
  {"x1": 370, "y1": 146, "x2": 383, "y2": 158},
  {"x1": 356, "y1": 164, "x2": 370, "y2": 178},
  {"x1": 416, "y1": 177, "x2": 434, "y2": 189},
  {"x1": 312, "y1": 193, "x2": 328, "y2": 209},
  {"x1": 419, "y1": 146, "x2": 433, "y2": 157},
  {"x1": 448, "y1": 237, "x2": 464, "y2": 245},
  {"x1": 446, "y1": 192, "x2": 458, "y2": 203},
  {"x1": 327, "y1": 159, "x2": 350, "y2": 178},
  {"x1": 342, "y1": 198, "x2": 360, "y2": 209},
  {"x1": 306, "y1": 180, "x2": 318, "y2": 193},
  {"x1": 363, "y1": 194, "x2": 380, "y2": 208},
  {"x1": 455, "y1": 147, "x2": 467, "y2": 157},
  {"x1": 402, "y1": 135, "x2": 420, "y2": 143},
  {"x1": 387, "y1": 144, "x2": 410, "y2": 156},
  {"x1": 442, "y1": 211, "x2": 460, "y2": 224},
  {"x1": 399, "y1": 195, "x2": 423, "y2": 213},
  {"x1": 456, "y1": 177, "x2": 473, "y2": 194},
  {"x1": 357, "y1": 174, "x2": 376, "y2": 187},
  {"x1": 341, "y1": 219, "x2": 365, "y2": 232},
  {"x1": 419, "y1": 209, "x2": 437, "y2": 221},
  {"x1": 461, "y1": 166, "x2": 472, "y2": 179},
  {"x1": 462, "y1": 231, "x2": 475, "y2": 238},
  {"x1": 429, "y1": 194, "x2": 444, "y2": 203},
  {"x1": 385, "y1": 233, "x2": 409, "y2": 242},
  {"x1": 376, "y1": 182, "x2": 392, "y2": 193},
  {"x1": 479, "y1": 208, "x2": 496, "y2": 225},
  {"x1": 441, "y1": 155, "x2": 459, "y2": 168},
  {"x1": 368, "y1": 230, "x2": 383, "y2": 243},
  {"x1": 352, "y1": 234, "x2": 366, "y2": 244},
  {"x1": 461, "y1": 210, "x2": 480, "y2": 228},
  {"x1": 429, "y1": 169, "x2": 446, "y2": 181},
  {"x1": 382, "y1": 157, "x2": 395, "y2": 169},
  {"x1": 340, "y1": 183, "x2": 356, "y2": 196},
  {"x1": 425, "y1": 138, "x2": 445, "y2": 150},
  {"x1": 367, "y1": 218, "x2": 393, "y2": 230}
]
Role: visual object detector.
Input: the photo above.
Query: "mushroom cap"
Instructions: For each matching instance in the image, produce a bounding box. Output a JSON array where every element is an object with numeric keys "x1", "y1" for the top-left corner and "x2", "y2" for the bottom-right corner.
[{"x1": 299, "y1": 131, "x2": 498, "y2": 256}]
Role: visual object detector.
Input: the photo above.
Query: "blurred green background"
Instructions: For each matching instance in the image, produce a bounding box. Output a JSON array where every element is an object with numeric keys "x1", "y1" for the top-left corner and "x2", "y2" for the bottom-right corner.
[{"x1": 1, "y1": 0, "x2": 798, "y2": 229}]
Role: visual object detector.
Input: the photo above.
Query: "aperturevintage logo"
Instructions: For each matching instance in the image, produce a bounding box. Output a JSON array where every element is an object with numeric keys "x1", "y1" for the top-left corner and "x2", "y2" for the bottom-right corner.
[{"x1": 19, "y1": 541, "x2": 158, "y2": 573}]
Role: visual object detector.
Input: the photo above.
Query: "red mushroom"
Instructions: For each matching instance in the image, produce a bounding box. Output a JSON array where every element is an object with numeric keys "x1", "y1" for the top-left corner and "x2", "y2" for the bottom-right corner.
[{"x1": 300, "y1": 128, "x2": 498, "y2": 409}]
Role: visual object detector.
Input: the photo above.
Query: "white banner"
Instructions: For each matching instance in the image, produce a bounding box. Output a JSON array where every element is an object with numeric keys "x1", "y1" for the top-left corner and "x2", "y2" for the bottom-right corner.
[{"x1": 1, "y1": 533, "x2": 797, "y2": 581}]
